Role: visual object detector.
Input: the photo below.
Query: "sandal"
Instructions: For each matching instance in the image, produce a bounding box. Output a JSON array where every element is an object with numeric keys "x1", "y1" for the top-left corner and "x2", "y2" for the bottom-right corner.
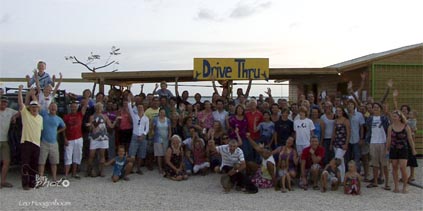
[
  {"x1": 313, "y1": 186, "x2": 319, "y2": 190},
  {"x1": 383, "y1": 186, "x2": 391, "y2": 191},
  {"x1": 366, "y1": 183, "x2": 378, "y2": 188},
  {"x1": 1, "y1": 182, "x2": 13, "y2": 188},
  {"x1": 123, "y1": 176, "x2": 130, "y2": 181}
]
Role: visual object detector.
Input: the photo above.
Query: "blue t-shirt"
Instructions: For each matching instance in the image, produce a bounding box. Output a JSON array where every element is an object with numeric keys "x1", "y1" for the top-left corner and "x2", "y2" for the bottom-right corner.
[
  {"x1": 40, "y1": 110, "x2": 65, "y2": 144},
  {"x1": 113, "y1": 156, "x2": 127, "y2": 176},
  {"x1": 258, "y1": 121, "x2": 275, "y2": 138},
  {"x1": 29, "y1": 72, "x2": 53, "y2": 89}
]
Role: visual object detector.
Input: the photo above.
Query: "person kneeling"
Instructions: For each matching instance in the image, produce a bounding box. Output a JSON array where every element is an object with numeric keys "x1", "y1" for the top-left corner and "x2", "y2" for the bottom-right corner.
[
  {"x1": 105, "y1": 146, "x2": 134, "y2": 182},
  {"x1": 321, "y1": 158, "x2": 341, "y2": 192}
]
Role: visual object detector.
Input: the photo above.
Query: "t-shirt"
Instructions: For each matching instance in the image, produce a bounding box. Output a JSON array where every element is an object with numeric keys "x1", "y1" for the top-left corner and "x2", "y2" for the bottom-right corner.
[
  {"x1": 349, "y1": 111, "x2": 365, "y2": 144},
  {"x1": 155, "y1": 89, "x2": 174, "y2": 99},
  {"x1": 63, "y1": 112, "x2": 83, "y2": 140},
  {"x1": 274, "y1": 118, "x2": 294, "y2": 146},
  {"x1": 40, "y1": 110, "x2": 65, "y2": 144},
  {"x1": 113, "y1": 156, "x2": 127, "y2": 176},
  {"x1": 20, "y1": 106, "x2": 43, "y2": 146},
  {"x1": 216, "y1": 144, "x2": 244, "y2": 170},
  {"x1": 38, "y1": 93, "x2": 54, "y2": 111},
  {"x1": 29, "y1": 72, "x2": 53, "y2": 89},
  {"x1": 321, "y1": 114, "x2": 335, "y2": 139},
  {"x1": 371, "y1": 116, "x2": 386, "y2": 144},
  {"x1": 301, "y1": 146, "x2": 325, "y2": 169},
  {"x1": 145, "y1": 107, "x2": 160, "y2": 137},
  {"x1": 258, "y1": 121, "x2": 275, "y2": 138},
  {"x1": 212, "y1": 110, "x2": 228, "y2": 131},
  {"x1": 245, "y1": 110, "x2": 263, "y2": 140},
  {"x1": 0, "y1": 108, "x2": 18, "y2": 142},
  {"x1": 228, "y1": 115, "x2": 248, "y2": 139},
  {"x1": 294, "y1": 118, "x2": 315, "y2": 146}
]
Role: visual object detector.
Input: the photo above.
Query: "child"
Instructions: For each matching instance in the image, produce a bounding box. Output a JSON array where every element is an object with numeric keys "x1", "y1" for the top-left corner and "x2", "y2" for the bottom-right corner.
[
  {"x1": 278, "y1": 159, "x2": 291, "y2": 193},
  {"x1": 184, "y1": 146, "x2": 194, "y2": 175},
  {"x1": 321, "y1": 158, "x2": 341, "y2": 192},
  {"x1": 206, "y1": 139, "x2": 221, "y2": 173},
  {"x1": 344, "y1": 160, "x2": 362, "y2": 195},
  {"x1": 105, "y1": 146, "x2": 134, "y2": 182},
  {"x1": 192, "y1": 139, "x2": 210, "y2": 175},
  {"x1": 254, "y1": 111, "x2": 275, "y2": 149}
]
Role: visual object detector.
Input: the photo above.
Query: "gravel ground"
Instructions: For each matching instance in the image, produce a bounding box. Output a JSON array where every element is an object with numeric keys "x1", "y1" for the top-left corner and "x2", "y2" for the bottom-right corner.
[{"x1": 1, "y1": 160, "x2": 422, "y2": 211}]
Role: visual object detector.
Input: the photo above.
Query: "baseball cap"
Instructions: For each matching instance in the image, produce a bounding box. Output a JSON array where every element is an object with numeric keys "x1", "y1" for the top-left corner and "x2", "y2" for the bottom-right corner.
[{"x1": 29, "y1": 101, "x2": 39, "y2": 106}]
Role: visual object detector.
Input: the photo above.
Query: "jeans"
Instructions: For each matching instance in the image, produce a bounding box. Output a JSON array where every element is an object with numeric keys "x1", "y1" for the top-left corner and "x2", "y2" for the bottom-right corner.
[
  {"x1": 346, "y1": 143, "x2": 361, "y2": 173},
  {"x1": 322, "y1": 139, "x2": 333, "y2": 166}
]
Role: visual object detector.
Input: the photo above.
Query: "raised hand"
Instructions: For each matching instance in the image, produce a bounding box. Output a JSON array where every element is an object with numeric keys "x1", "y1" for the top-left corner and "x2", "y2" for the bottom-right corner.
[
  {"x1": 387, "y1": 79, "x2": 393, "y2": 88},
  {"x1": 393, "y1": 89, "x2": 399, "y2": 98},
  {"x1": 360, "y1": 72, "x2": 367, "y2": 80},
  {"x1": 347, "y1": 81, "x2": 353, "y2": 90}
]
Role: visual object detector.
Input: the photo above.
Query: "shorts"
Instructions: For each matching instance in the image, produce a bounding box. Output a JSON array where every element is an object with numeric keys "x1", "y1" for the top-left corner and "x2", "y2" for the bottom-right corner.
[
  {"x1": 361, "y1": 142, "x2": 370, "y2": 155},
  {"x1": 113, "y1": 165, "x2": 127, "y2": 177},
  {"x1": 389, "y1": 147, "x2": 408, "y2": 160},
  {"x1": 322, "y1": 170, "x2": 338, "y2": 184},
  {"x1": 0, "y1": 141, "x2": 10, "y2": 161},
  {"x1": 129, "y1": 134, "x2": 147, "y2": 159},
  {"x1": 90, "y1": 139, "x2": 109, "y2": 150},
  {"x1": 39, "y1": 142, "x2": 60, "y2": 165},
  {"x1": 154, "y1": 143, "x2": 165, "y2": 157},
  {"x1": 278, "y1": 169, "x2": 288, "y2": 177},
  {"x1": 193, "y1": 162, "x2": 210, "y2": 173},
  {"x1": 64, "y1": 138, "x2": 83, "y2": 165},
  {"x1": 369, "y1": 143, "x2": 388, "y2": 167}
]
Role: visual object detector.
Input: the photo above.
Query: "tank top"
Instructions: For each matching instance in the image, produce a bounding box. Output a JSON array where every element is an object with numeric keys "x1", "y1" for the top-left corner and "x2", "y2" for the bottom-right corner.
[
  {"x1": 90, "y1": 114, "x2": 109, "y2": 141},
  {"x1": 390, "y1": 126, "x2": 409, "y2": 150},
  {"x1": 334, "y1": 122, "x2": 347, "y2": 148},
  {"x1": 279, "y1": 149, "x2": 296, "y2": 170}
]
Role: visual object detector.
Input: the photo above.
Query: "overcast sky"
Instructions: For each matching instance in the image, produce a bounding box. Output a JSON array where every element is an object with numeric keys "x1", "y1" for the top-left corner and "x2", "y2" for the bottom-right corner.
[{"x1": 0, "y1": 0, "x2": 422, "y2": 97}]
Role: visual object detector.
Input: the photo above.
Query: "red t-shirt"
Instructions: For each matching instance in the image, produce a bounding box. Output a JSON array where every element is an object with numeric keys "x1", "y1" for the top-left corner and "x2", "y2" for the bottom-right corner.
[
  {"x1": 63, "y1": 112, "x2": 83, "y2": 140},
  {"x1": 245, "y1": 110, "x2": 263, "y2": 140},
  {"x1": 301, "y1": 146, "x2": 325, "y2": 169}
]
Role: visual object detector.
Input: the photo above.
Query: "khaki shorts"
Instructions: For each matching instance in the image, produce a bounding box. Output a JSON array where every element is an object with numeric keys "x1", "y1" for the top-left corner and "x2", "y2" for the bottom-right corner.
[
  {"x1": 39, "y1": 142, "x2": 60, "y2": 165},
  {"x1": 0, "y1": 141, "x2": 10, "y2": 161},
  {"x1": 369, "y1": 143, "x2": 388, "y2": 167}
]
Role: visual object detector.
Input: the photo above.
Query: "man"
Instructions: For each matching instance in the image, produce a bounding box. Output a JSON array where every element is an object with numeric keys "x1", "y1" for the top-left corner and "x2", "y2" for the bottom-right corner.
[
  {"x1": 365, "y1": 102, "x2": 390, "y2": 189},
  {"x1": 301, "y1": 135, "x2": 325, "y2": 190},
  {"x1": 26, "y1": 61, "x2": 54, "y2": 89},
  {"x1": 245, "y1": 99, "x2": 263, "y2": 162},
  {"x1": 63, "y1": 100, "x2": 87, "y2": 179},
  {"x1": 320, "y1": 101, "x2": 335, "y2": 165},
  {"x1": 215, "y1": 139, "x2": 257, "y2": 193},
  {"x1": 346, "y1": 100, "x2": 365, "y2": 174},
  {"x1": 127, "y1": 95, "x2": 149, "y2": 174},
  {"x1": 18, "y1": 85, "x2": 43, "y2": 190},
  {"x1": 212, "y1": 99, "x2": 228, "y2": 132},
  {"x1": 0, "y1": 96, "x2": 18, "y2": 188},
  {"x1": 144, "y1": 96, "x2": 160, "y2": 170},
  {"x1": 38, "y1": 102, "x2": 66, "y2": 183}
]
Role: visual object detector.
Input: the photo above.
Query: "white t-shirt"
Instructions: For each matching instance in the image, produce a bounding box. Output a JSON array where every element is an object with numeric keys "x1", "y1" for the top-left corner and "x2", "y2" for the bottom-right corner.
[
  {"x1": 321, "y1": 114, "x2": 335, "y2": 139},
  {"x1": 294, "y1": 118, "x2": 315, "y2": 146},
  {"x1": 371, "y1": 116, "x2": 386, "y2": 144},
  {"x1": 0, "y1": 108, "x2": 18, "y2": 142},
  {"x1": 39, "y1": 93, "x2": 54, "y2": 111}
]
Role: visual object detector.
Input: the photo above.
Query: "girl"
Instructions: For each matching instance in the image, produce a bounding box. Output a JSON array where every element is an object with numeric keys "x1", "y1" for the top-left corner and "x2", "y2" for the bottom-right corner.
[
  {"x1": 331, "y1": 106, "x2": 350, "y2": 182},
  {"x1": 105, "y1": 146, "x2": 134, "y2": 182},
  {"x1": 344, "y1": 160, "x2": 361, "y2": 195},
  {"x1": 192, "y1": 139, "x2": 210, "y2": 175},
  {"x1": 278, "y1": 159, "x2": 291, "y2": 193}
]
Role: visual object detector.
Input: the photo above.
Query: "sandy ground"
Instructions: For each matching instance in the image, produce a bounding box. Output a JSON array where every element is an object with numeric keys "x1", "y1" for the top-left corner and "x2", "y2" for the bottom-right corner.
[{"x1": 0, "y1": 160, "x2": 422, "y2": 211}]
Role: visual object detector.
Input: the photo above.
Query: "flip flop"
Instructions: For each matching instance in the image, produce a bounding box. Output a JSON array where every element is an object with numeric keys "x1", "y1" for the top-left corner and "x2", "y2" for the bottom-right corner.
[
  {"x1": 366, "y1": 183, "x2": 378, "y2": 188},
  {"x1": 1, "y1": 182, "x2": 13, "y2": 188},
  {"x1": 383, "y1": 186, "x2": 391, "y2": 191}
]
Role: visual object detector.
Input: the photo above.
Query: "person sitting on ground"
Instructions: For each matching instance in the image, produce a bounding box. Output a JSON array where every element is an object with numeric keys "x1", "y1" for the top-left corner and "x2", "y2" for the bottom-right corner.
[
  {"x1": 301, "y1": 135, "x2": 325, "y2": 190},
  {"x1": 344, "y1": 160, "x2": 362, "y2": 195},
  {"x1": 192, "y1": 138, "x2": 210, "y2": 175},
  {"x1": 105, "y1": 145, "x2": 134, "y2": 182},
  {"x1": 321, "y1": 158, "x2": 341, "y2": 192},
  {"x1": 164, "y1": 135, "x2": 188, "y2": 181}
]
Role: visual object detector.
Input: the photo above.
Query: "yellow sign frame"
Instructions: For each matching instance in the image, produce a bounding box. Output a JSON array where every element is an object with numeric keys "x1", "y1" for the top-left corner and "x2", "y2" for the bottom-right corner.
[{"x1": 193, "y1": 58, "x2": 269, "y2": 81}]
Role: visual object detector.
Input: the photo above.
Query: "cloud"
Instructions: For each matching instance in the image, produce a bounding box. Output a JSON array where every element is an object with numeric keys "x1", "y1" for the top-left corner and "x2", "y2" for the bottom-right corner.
[
  {"x1": 230, "y1": 1, "x2": 272, "y2": 19},
  {"x1": 196, "y1": 9, "x2": 217, "y2": 21},
  {"x1": 0, "y1": 14, "x2": 10, "y2": 24}
]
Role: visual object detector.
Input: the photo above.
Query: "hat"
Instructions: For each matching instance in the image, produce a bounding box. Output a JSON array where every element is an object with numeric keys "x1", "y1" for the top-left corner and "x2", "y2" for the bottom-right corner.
[
  {"x1": 0, "y1": 96, "x2": 8, "y2": 102},
  {"x1": 29, "y1": 101, "x2": 39, "y2": 106}
]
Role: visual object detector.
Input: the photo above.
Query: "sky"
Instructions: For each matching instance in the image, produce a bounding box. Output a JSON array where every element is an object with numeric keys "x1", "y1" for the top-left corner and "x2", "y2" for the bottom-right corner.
[{"x1": 0, "y1": 0, "x2": 422, "y2": 98}]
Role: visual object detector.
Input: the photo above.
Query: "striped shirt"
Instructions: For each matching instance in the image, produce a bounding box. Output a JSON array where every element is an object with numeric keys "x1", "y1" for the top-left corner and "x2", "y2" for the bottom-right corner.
[{"x1": 216, "y1": 145, "x2": 244, "y2": 169}]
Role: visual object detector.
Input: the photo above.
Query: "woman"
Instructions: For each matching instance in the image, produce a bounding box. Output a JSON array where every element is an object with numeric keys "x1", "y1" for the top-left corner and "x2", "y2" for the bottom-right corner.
[
  {"x1": 117, "y1": 99, "x2": 133, "y2": 152},
  {"x1": 207, "y1": 121, "x2": 225, "y2": 145},
  {"x1": 87, "y1": 102, "x2": 119, "y2": 177},
  {"x1": 164, "y1": 135, "x2": 188, "y2": 181},
  {"x1": 197, "y1": 100, "x2": 214, "y2": 132},
  {"x1": 170, "y1": 111, "x2": 183, "y2": 138},
  {"x1": 277, "y1": 137, "x2": 299, "y2": 182},
  {"x1": 153, "y1": 108, "x2": 172, "y2": 174},
  {"x1": 331, "y1": 106, "x2": 351, "y2": 182},
  {"x1": 311, "y1": 107, "x2": 325, "y2": 144},
  {"x1": 228, "y1": 105, "x2": 249, "y2": 160},
  {"x1": 400, "y1": 105, "x2": 418, "y2": 182},
  {"x1": 386, "y1": 110, "x2": 416, "y2": 193}
]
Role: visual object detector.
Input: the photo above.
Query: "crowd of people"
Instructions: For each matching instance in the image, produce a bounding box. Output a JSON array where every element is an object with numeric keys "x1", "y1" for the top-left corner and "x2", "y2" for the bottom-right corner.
[{"x1": 0, "y1": 61, "x2": 419, "y2": 195}]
